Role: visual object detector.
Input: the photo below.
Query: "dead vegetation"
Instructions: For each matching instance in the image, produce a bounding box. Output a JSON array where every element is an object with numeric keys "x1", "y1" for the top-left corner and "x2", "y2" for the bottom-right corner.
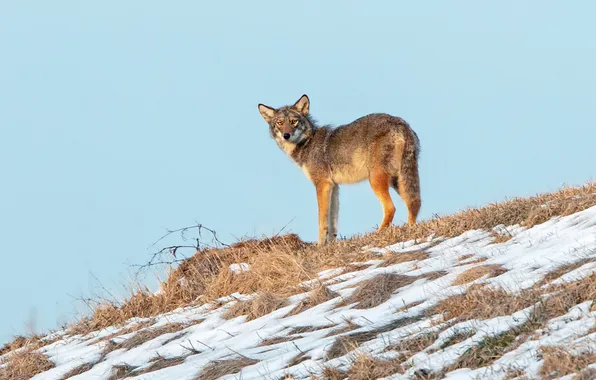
[
  {"x1": 344, "y1": 273, "x2": 418, "y2": 309},
  {"x1": 133, "y1": 354, "x2": 188, "y2": 376},
  {"x1": 325, "y1": 317, "x2": 423, "y2": 360},
  {"x1": 345, "y1": 354, "x2": 404, "y2": 379},
  {"x1": 107, "y1": 364, "x2": 137, "y2": 380},
  {"x1": 439, "y1": 329, "x2": 477, "y2": 349},
  {"x1": 452, "y1": 264, "x2": 508, "y2": 286},
  {"x1": 286, "y1": 283, "x2": 339, "y2": 316},
  {"x1": 431, "y1": 285, "x2": 538, "y2": 322},
  {"x1": 0, "y1": 349, "x2": 55, "y2": 380},
  {"x1": 223, "y1": 291, "x2": 288, "y2": 321},
  {"x1": 379, "y1": 249, "x2": 430, "y2": 267},
  {"x1": 386, "y1": 330, "x2": 441, "y2": 355},
  {"x1": 60, "y1": 362, "x2": 95, "y2": 379},
  {"x1": 49, "y1": 182, "x2": 593, "y2": 341},
  {"x1": 194, "y1": 357, "x2": 259, "y2": 380},
  {"x1": 258, "y1": 335, "x2": 298, "y2": 347},
  {"x1": 1, "y1": 183, "x2": 595, "y2": 378},
  {"x1": 115, "y1": 322, "x2": 187, "y2": 350},
  {"x1": 538, "y1": 346, "x2": 596, "y2": 379},
  {"x1": 489, "y1": 230, "x2": 514, "y2": 244}
]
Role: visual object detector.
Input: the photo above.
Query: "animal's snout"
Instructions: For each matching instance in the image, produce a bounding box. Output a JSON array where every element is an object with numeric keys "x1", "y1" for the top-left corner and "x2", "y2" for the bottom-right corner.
[{"x1": 283, "y1": 132, "x2": 291, "y2": 140}]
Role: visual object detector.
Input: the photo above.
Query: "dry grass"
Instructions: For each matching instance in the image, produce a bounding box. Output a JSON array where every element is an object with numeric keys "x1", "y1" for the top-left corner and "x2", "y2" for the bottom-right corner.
[
  {"x1": 395, "y1": 300, "x2": 424, "y2": 312},
  {"x1": 289, "y1": 325, "x2": 336, "y2": 335},
  {"x1": 54, "y1": 183, "x2": 593, "y2": 339},
  {"x1": 222, "y1": 292, "x2": 288, "y2": 321},
  {"x1": 345, "y1": 354, "x2": 404, "y2": 379},
  {"x1": 379, "y1": 249, "x2": 430, "y2": 267},
  {"x1": 0, "y1": 349, "x2": 55, "y2": 380},
  {"x1": 439, "y1": 329, "x2": 477, "y2": 349},
  {"x1": 452, "y1": 264, "x2": 508, "y2": 286},
  {"x1": 194, "y1": 357, "x2": 259, "y2": 380},
  {"x1": 326, "y1": 317, "x2": 422, "y2": 360},
  {"x1": 323, "y1": 321, "x2": 360, "y2": 338},
  {"x1": 489, "y1": 230, "x2": 514, "y2": 244},
  {"x1": 97, "y1": 322, "x2": 188, "y2": 359},
  {"x1": 1, "y1": 182, "x2": 590, "y2": 377},
  {"x1": 315, "y1": 367, "x2": 347, "y2": 379},
  {"x1": 538, "y1": 346, "x2": 596, "y2": 379},
  {"x1": 286, "y1": 284, "x2": 339, "y2": 316},
  {"x1": 115, "y1": 323, "x2": 186, "y2": 350},
  {"x1": 60, "y1": 362, "x2": 95, "y2": 379},
  {"x1": 344, "y1": 273, "x2": 418, "y2": 309},
  {"x1": 431, "y1": 285, "x2": 539, "y2": 322},
  {"x1": 457, "y1": 257, "x2": 488, "y2": 266},
  {"x1": 442, "y1": 329, "x2": 522, "y2": 372},
  {"x1": 258, "y1": 336, "x2": 298, "y2": 347},
  {"x1": 540, "y1": 258, "x2": 596, "y2": 285},
  {"x1": 86, "y1": 319, "x2": 155, "y2": 345},
  {"x1": 107, "y1": 363, "x2": 137, "y2": 380},
  {"x1": 133, "y1": 354, "x2": 188, "y2": 376},
  {"x1": 386, "y1": 331, "x2": 440, "y2": 355}
]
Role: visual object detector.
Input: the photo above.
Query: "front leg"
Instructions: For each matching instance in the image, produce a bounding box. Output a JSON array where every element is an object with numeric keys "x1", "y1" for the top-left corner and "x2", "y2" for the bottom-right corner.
[{"x1": 315, "y1": 181, "x2": 333, "y2": 246}]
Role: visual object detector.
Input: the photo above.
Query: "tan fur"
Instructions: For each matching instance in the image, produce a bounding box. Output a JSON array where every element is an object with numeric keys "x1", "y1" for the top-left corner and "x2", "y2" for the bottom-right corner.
[{"x1": 258, "y1": 94, "x2": 422, "y2": 245}]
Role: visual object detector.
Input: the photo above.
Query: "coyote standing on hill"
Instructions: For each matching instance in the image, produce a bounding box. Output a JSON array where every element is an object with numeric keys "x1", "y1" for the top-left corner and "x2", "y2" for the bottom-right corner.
[{"x1": 258, "y1": 95, "x2": 421, "y2": 246}]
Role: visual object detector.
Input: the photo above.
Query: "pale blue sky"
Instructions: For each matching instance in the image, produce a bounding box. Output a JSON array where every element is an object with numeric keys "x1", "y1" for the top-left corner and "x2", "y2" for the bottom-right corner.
[{"x1": 1, "y1": 1, "x2": 595, "y2": 344}]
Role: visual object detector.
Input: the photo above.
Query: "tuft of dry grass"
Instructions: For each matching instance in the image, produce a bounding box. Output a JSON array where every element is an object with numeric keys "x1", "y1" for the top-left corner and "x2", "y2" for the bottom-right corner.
[
  {"x1": 286, "y1": 284, "x2": 339, "y2": 316},
  {"x1": 222, "y1": 292, "x2": 288, "y2": 321},
  {"x1": 452, "y1": 264, "x2": 508, "y2": 286},
  {"x1": 431, "y1": 285, "x2": 538, "y2": 322},
  {"x1": 540, "y1": 258, "x2": 596, "y2": 285},
  {"x1": 489, "y1": 231, "x2": 513, "y2": 244},
  {"x1": 116, "y1": 323, "x2": 186, "y2": 350},
  {"x1": 133, "y1": 354, "x2": 188, "y2": 376},
  {"x1": 0, "y1": 349, "x2": 55, "y2": 380},
  {"x1": 386, "y1": 331, "x2": 440, "y2": 355},
  {"x1": 345, "y1": 273, "x2": 418, "y2": 309},
  {"x1": 345, "y1": 354, "x2": 404, "y2": 379},
  {"x1": 538, "y1": 346, "x2": 596, "y2": 379},
  {"x1": 60, "y1": 362, "x2": 95, "y2": 379},
  {"x1": 194, "y1": 357, "x2": 259, "y2": 380},
  {"x1": 289, "y1": 325, "x2": 336, "y2": 335},
  {"x1": 107, "y1": 364, "x2": 137, "y2": 380},
  {"x1": 315, "y1": 366, "x2": 347, "y2": 380},
  {"x1": 442, "y1": 328, "x2": 525, "y2": 372},
  {"x1": 439, "y1": 329, "x2": 477, "y2": 349},
  {"x1": 326, "y1": 317, "x2": 422, "y2": 360},
  {"x1": 379, "y1": 249, "x2": 430, "y2": 267},
  {"x1": 258, "y1": 336, "x2": 298, "y2": 347}
]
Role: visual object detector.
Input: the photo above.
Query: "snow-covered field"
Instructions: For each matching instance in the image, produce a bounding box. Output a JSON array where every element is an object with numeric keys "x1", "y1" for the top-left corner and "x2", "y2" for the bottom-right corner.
[{"x1": 3, "y1": 206, "x2": 596, "y2": 379}]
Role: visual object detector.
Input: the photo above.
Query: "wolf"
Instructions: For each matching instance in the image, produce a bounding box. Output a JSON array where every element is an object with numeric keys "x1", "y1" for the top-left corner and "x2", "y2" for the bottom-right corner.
[{"x1": 258, "y1": 94, "x2": 421, "y2": 246}]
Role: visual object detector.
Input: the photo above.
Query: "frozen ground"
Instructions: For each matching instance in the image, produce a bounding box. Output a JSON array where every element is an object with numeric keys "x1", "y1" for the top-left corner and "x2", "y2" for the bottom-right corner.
[{"x1": 2, "y1": 206, "x2": 596, "y2": 379}]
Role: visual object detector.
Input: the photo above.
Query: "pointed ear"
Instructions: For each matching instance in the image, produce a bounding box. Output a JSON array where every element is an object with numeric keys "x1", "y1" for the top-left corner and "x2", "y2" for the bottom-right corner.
[
  {"x1": 258, "y1": 104, "x2": 276, "y2": 123},
  {"x1": 293, "y1": 94, "x2": 310, "y2": 115}
]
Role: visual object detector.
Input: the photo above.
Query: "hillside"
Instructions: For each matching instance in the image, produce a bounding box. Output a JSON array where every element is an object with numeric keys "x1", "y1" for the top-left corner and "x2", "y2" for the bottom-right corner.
[{"x1": 1, "y1": 182, "x2": 596, "y2": 380}]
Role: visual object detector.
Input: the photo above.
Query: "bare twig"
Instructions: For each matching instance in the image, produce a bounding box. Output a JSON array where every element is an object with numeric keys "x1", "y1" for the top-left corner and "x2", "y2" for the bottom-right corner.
[{"x1": 133, "y1": 222, "x2": 228, "y2": 276}]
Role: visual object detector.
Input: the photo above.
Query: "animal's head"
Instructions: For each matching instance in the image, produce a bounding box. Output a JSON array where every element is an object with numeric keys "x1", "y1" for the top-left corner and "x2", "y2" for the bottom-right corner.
[{"x1": 258, "y1": 94, "x2": 314, "y2": 145}]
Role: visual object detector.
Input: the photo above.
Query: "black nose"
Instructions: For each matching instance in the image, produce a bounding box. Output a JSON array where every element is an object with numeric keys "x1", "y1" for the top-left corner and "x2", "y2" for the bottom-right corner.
[{"x1": 283, "y1": 133, "x2": 291, "y2": 140}]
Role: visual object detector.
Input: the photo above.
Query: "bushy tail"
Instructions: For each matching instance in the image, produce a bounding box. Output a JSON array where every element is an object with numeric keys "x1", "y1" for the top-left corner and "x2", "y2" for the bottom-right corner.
[{"x1": 391, "y1": 130, "x2": 421, "y2": 224}]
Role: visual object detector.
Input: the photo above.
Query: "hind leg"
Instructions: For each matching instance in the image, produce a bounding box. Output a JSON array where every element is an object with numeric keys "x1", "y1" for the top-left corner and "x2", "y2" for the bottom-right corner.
[
  {"x1": 369, "y1": 172, "x2": 396, "y2": 231},
  {"x1": 327, "y1": 184, "x2": 339, "y2": 241},
  {"x1": 391, "y1": 176, "x2": 421, "y2": 225}
]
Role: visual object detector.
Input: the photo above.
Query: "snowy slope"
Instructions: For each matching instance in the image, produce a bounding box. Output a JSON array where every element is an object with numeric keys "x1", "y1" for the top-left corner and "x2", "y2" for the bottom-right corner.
[{"x1": 3, "y1": 206, "x2": 596, "y2": 380}]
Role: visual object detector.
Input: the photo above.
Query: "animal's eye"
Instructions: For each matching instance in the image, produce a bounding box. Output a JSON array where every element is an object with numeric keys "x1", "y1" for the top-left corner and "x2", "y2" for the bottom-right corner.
[
  {"x1": 276, "y1": 119, "x2": 283, "y2": 125},
  {"x1": 291, "y1": 119, "x2": 299, "y2": 126}
]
